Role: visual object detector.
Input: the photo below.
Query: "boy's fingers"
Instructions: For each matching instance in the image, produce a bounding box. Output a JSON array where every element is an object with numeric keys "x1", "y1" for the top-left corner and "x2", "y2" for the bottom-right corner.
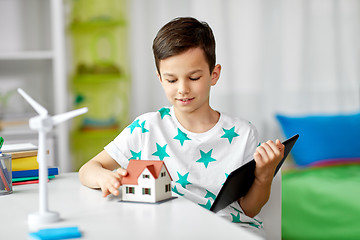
[
  {"x1": 276, "y1": 139, "x2": 285, "y2": 151},
  {"x1": 109, "y1": 186, "x2": 119, "y2": 196},
  {"x1": 254, "y1": 151, "x2": 262, "y2": 161},
  {"x1": 117, "y1": 168, "x2": 128, "y2": 176},
  {"x1": 112, "y1": 180, "x2": 120, "y2": 189},
  {"x1": 266, "y1": 140, "x2": 281, "y2": 156},
  {"x1": 261, "y1": 142, "x2": 276, "y2": 160},
  {"x1": 102, "y1": 188, "x2": 110, "y2": 198}
]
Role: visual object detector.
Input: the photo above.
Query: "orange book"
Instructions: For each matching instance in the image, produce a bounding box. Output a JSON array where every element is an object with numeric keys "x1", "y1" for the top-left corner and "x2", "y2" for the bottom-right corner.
[{"x1": 8, "y1": 150, "x2": 38, "y2": 159}]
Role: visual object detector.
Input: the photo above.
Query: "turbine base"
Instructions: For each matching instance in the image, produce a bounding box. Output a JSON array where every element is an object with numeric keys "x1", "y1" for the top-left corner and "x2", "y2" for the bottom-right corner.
[{"x1": 28, "y1": 211, "x2": 60, "y2": 226}]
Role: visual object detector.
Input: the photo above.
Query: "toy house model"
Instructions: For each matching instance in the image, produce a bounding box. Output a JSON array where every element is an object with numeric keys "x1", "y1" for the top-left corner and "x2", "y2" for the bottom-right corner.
[{"x1": 121, "y1": 160, "x2": 173, "y2": 203}]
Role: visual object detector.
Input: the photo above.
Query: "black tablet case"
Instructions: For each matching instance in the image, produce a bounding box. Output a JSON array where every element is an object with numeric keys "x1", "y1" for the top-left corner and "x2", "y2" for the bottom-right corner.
[{"x1": 210, "y1": 134, "x2": 299, "y2": 213}]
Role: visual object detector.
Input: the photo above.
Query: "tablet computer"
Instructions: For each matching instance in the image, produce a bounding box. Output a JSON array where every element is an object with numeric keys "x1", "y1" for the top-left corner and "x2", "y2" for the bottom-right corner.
[{"x1": 210, "y1": 134, "x2": 299, "y2": 213}]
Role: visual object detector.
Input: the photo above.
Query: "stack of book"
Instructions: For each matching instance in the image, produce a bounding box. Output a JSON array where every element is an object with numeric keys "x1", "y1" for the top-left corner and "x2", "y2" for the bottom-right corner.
[{"x1": 2, "y1": 143, "x2": 59, "y2": 185}]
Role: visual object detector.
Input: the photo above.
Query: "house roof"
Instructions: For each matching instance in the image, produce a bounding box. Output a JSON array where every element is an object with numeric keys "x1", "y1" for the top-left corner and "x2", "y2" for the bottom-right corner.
[{"x1": 122, "y1": 160, "x2": 172, "y2": 185}]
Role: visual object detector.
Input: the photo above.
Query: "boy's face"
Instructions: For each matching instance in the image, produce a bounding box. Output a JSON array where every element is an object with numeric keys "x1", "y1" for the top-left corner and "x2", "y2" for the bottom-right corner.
[{"x1": 157, "y1": 47, "x2": 221, "y2": 117}]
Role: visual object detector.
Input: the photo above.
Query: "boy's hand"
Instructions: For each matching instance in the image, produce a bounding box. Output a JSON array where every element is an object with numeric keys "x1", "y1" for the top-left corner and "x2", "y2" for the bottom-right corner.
[
  {"x1": 97, "y1": 168, "x2": 128, "y2": 197},
  {"x1": 253, "y1": 139, "x2": 284, "y2": 185}
]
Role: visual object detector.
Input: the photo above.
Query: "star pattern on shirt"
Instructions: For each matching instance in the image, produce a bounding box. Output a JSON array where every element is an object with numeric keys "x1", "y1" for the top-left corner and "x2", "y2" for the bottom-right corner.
[
  {"x1": 173, "y1": 128, "x2": 191, "y2": 146},
  {"x1": 205, "y1": 190, "x2": 216, "y2": 201},
  {"x1": 140, "y1": 120, "x2": 149, "y2": 133},
  {"x1": 230, "y1": 207, "x2": 262, "y2": 228},
  {"x1": 249, "y1": 222, "x2": 261, "y2": 229},
  {"x1": 196, "y1": 149, "x2": 216, "y2": 168},
  {"x1": 223, "y1": 173, "x2": 229, "y2": 185},
  {"x1": 176, "y1": 172, "x2": 191, "y2": 189},
  {"x1": 199, "y1": 200, "x2": 212, "y2": 210},
  {"x1": 231, "y1": 212, "x2": 242, "y2": 223},
  {"x1": 221, "y1": 126, "x2": 239, "y2": 144},
  {"x1": 158, "y1": 107, "x2": 171, "y2": 119},
  {"x1": 172, "y1": 185, "x2": 184, "y2": 196},
  {"x1": 127, "y1": 119, "x2": 141, "y2": 133},
  {"x1": 152, "y1": 143, "x2": 170, "y2": 160},
  {"x1": 231, "y1": 206, "x2": 244, "y2": 214},
  {"x1": 254, "y1": 218, "x2": 263, "y2": 227},
  {"x1": 128, "y1": 150, "x2": 141, "y2": 160}
]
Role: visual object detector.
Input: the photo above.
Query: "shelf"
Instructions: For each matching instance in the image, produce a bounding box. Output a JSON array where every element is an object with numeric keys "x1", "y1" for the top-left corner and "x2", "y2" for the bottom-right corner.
[
  {"x1": 72, "y1": 73, "x2": 126, "y2": 82},
  {"x1": 0, "y1": 51, "x2": 53, "y2": 60},
  {"x1": 69, "y1": 18, "x2": 126, "y2": 32}
]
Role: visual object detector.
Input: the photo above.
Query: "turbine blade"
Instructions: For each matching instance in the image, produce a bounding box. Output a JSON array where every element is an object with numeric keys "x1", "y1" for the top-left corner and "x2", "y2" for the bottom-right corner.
[
  {"x1": 52, "y1": 107, "x2": 88, "y2": 125},
  {"x1": 17, "y1": 88, "x2": 48, "y2": 116}
]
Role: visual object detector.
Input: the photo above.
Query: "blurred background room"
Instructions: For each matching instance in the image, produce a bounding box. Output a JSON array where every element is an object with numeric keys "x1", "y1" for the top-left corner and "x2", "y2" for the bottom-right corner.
[{"x1": 1, "y1": 0, "x2": 360, "y2": 238}]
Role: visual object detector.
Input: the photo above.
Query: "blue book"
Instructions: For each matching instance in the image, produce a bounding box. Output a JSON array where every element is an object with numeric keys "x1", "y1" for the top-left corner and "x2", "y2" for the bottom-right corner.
[{"x1": 12, "y1": 167, "x2": 59, "y2": 179}]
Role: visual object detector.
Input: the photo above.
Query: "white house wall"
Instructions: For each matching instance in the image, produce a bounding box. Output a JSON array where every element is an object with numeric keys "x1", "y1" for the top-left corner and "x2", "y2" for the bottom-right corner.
[
  {"x1": 122, "y1": 165, "x2": 172, "y2": 203},
  {"x1": 122, "y1": 168, "x2": 156, "y2": 202},
  {"x1": 154, "y1": 165, "x2": 172, "y2": 202}
]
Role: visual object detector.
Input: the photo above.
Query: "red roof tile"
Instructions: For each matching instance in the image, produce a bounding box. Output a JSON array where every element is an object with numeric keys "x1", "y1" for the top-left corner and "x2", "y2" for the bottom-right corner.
[{"x1": 122, "y1": 160, "x2": 172, "y2": 185}]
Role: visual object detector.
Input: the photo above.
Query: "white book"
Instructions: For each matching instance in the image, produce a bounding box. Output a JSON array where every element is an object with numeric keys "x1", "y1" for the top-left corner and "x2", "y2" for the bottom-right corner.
[{"x1": 2, "y1": 143, "x2": 38, "y2": 153}]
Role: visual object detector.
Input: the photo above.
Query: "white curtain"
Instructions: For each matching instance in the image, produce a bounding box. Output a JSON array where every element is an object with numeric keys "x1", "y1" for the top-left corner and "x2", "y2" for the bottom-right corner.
[{"x1": 129, "y1": 0, "x2": 360, "y2": 141}]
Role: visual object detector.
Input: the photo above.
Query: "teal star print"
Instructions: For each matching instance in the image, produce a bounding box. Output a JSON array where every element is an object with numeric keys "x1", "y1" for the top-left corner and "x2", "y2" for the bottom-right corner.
[
  {"x1": 173, "y1": 128, "x2": 191, "y2": 146},
  {"x1": 249, "y1": 222, "x2": 261, "y2": 229},
  {"x1": 199, "y1": 200, "x2": 212, "y2": 210},
  {"x1": 221, "y1": 127, "x2": 239, "y2": 143},
  {"x1": 128, "y1": 150, "x2": 141, "y2": 160},
  {"x1": 172, "y1": 186, "x2": 184, "y2": 196},
  {"x1": 196, "y1": 149, "x2": 216, "y2": 168},
  {"x1": 231, "y1": 206, "x2": 244, "y2": 214},
  {"x1": 254, "y1": 218, "x2": 263, "y2": 226},
  {"x1": 140, "y1": 120, "x2": 149, "y2": 133},
  {"x1": 152, "y1": 143, "x2": 170, "y2": 160},
  {"x1": 231, "y1": 213, "x2": 242, "y2": 223},
  {"x1": 223, "y1": 173, "x2": 229, "y2": 185},
  {"x1": 176, "y1": 172, "x2": 191, "y2": 189},
  {"x1": 158, "y1": 107, "x2": 171, "y2": 119},
  {"x1": 205, "y1": 190, "x2": 216, "y2": 201},
  {"x1": 127, "y1": 119, "x2": 141, "y2": 133}
]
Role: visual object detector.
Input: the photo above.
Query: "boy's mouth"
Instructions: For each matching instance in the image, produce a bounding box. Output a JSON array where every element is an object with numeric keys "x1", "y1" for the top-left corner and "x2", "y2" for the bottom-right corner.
[{"x1": 176, "y1": 97, "x2": 195, "y2": 104}]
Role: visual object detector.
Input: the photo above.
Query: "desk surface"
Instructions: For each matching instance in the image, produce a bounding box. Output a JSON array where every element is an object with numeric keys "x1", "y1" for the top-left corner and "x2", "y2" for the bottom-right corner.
[{"x1": 0, "y1": 173, "x2": 261, "y2": 239}]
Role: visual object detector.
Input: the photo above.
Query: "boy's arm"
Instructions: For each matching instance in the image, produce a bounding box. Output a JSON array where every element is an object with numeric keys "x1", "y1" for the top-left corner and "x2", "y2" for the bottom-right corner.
[
  {"x1": 238, "y1": 140, "x2": 284, "y2": 218},
  {"x1": 79, "y1": 150, "x2": 127, "y2": 197}
]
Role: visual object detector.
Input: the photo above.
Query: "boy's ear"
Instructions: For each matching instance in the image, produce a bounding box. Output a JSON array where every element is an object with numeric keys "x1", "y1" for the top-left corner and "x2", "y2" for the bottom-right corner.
[
  {"x1": 157, "y1": 71, "x2": 162, "y2": 82},
  {"x1": 211, "y1": 64, "x2": 221, "y2": 86}
]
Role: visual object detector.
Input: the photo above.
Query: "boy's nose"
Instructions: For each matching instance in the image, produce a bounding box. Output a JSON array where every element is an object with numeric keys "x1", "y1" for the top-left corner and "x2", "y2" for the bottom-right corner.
[{"x1": 178, "y1": 81, "x2": 190, "y2": 94}]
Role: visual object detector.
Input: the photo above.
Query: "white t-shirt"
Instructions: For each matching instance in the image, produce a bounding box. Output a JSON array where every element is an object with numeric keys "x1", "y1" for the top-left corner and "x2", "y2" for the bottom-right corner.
[{"x1": 105, "y1": 106, "x2": 264, "y2": 232}]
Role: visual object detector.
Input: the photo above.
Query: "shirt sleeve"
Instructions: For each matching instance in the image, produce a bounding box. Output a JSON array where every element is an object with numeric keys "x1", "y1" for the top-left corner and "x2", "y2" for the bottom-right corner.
[{"x1": 104, "y1": 118, "x2": 143, "y2": 169}]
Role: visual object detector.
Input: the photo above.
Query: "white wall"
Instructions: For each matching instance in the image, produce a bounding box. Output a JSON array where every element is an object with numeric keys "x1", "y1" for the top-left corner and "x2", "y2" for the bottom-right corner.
[{"x1": 128, "y1": 0, "x2": 360, "y2": 141}]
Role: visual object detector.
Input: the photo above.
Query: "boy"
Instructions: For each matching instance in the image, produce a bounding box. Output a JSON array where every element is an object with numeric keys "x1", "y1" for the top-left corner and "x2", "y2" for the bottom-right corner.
[{"x1": 79, "y1": 17, "x2": 284, "y2": 237}]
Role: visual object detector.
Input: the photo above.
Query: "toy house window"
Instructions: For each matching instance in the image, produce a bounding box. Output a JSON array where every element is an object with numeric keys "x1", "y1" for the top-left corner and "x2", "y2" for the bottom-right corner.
[
  {"x1": 126, "y1": 187, "x2": 135, "y2": 194},
  {"x1": 143, "y1": 174, "x2": 150, "y2": 179},
  {"x1": 165, "y1": 184, "x2": 171, "y2": 192},
  {"x1": 142, "y1": 188, "x2": 151, "y2": 195},
  {"x1": 161, "y1": 172, "x2": 166, "y2": 177}
]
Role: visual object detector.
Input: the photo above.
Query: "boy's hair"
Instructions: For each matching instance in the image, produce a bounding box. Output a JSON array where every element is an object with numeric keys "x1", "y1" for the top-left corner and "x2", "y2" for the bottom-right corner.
[{"x1": 153, "y1": 17, "x2": 216, "y2": 74}]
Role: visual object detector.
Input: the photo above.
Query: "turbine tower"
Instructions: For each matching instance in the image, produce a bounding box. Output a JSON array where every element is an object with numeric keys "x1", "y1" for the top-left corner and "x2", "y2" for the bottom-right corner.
[{"x1": 18, "y1": 88, "x2": 87, "y2": 225}]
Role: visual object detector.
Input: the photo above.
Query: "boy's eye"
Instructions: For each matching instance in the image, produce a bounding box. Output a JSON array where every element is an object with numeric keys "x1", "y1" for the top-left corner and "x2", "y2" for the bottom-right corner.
[
  {"x1": 167, "y1": 79, "x2": 177, "y2": 83},
  {"x1": 189, "y1": 77, "x2": 200, "y2": 81}
]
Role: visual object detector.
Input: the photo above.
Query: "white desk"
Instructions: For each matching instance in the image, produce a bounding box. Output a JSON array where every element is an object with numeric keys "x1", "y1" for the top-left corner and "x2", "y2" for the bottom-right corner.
[{"x1": 0, "y1": 173, "x2": 262, "y2": 239}]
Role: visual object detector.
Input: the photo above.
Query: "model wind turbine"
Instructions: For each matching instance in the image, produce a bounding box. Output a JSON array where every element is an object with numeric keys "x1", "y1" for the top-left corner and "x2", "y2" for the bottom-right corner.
[{"x1": 17, "y1": 88, "x2": 88, "y2": 225}]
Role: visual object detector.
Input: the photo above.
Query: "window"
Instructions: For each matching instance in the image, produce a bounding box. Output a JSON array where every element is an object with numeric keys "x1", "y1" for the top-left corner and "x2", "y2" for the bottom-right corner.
[
  {"x1": 161, "y1": 171, "x2": 166, "y2": 177},
  {"x1": 142, "y1": 188, "x2": 151, "y2": 195},
  {"x1": 165, "y1": 184, "x2": 171, "y2": 192},
  {"x1": 126, "y1": 187, "x2": 135, "y2": 194},
  {"x1": 143, "y1": 174, "x2": 150, "y2": 179}
]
